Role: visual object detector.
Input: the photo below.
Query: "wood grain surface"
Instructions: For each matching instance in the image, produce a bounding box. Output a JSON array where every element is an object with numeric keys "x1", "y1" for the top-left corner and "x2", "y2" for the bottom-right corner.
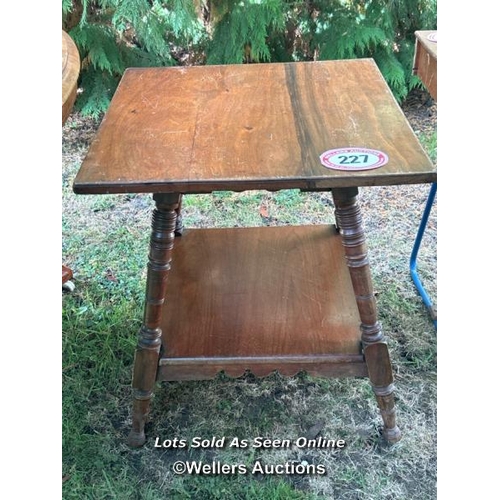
[
  {"x1": 74, "y1": 60, "x2": 436, "y2": 194},
  {"x1": 413, "y1": 31, "x2": 437, "y2": 102},
  {"x1": 62, "y1": 31, "x2": 80, "y2": 124},
  {"x1": 156, "y1": 225, "x2": 365, "y2": 380}
]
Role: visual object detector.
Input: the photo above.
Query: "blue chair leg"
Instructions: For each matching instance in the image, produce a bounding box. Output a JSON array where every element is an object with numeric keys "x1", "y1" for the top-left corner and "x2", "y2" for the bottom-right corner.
[{"x1": 410, "y1": 182, "x2": 437, "y2": 329}]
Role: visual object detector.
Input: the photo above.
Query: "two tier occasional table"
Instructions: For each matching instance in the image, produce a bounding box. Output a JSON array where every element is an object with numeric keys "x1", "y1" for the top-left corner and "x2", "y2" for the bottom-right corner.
[{"x1": 73, "y1": 59, "x2": 436, "y2": 447}]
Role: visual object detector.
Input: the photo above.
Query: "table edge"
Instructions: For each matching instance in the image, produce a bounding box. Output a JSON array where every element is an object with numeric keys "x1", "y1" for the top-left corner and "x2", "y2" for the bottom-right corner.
[{"x1": 73, "y1": 171, "x2": 437, "y2": 195}]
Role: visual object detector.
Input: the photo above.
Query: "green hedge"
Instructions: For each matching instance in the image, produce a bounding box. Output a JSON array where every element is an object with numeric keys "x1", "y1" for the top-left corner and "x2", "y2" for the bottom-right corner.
[{"x1": 63, "y1": 0, "x2": 437, "y2": 117}]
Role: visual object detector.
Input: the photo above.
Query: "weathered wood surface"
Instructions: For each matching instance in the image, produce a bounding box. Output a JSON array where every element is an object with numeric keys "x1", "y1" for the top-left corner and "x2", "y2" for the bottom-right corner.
[
  {"x1": 413, "y1": 31, "x2": 437, "y2": 102},
  {"x1": 74, "y1": 60, "x2": 436, "y2": 195},
  {"x1": 62, "y1": 30, "x2": 80, "y2": 124},
  {"x1": 62, "y1": 30, "x2": 80, "y2": 285}
]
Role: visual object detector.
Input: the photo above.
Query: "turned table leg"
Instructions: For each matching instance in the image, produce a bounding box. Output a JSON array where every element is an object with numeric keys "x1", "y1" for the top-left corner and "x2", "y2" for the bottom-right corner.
[
  {"x1": 332, "y1": 187, "x2": 402, "y2": 443},
  {"x1": 128, "y1": 193, "x2": 180, "y2": 447},
  {"x1": 175, "y1": 195, "x2": 184, "y2": 236}
]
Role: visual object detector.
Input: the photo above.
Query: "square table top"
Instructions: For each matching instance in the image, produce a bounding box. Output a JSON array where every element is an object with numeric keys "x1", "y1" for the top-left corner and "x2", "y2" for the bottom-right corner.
[{"x1": 73, "y1": 59, "x2": 436, "y2": 195}]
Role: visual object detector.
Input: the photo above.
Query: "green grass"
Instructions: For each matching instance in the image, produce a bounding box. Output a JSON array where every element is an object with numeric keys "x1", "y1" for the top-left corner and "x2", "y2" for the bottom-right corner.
[
  {"x1": 419, "y1": 130, "x2": 437, "y2": 164},
  {"x1": 62, "y1": 112, "x2": 437, "y2": 499}
]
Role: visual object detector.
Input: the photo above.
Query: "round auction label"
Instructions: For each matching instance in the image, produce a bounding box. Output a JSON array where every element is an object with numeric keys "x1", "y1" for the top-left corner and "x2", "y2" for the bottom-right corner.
[{"x1": 320, "y1": 147, "x2": 388, "y2": 171}]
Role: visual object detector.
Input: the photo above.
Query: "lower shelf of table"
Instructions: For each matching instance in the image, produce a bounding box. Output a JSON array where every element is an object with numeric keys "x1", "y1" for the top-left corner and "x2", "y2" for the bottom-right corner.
[{"x1": 157, "y1": 225, "x2": 367, "y2": 381}]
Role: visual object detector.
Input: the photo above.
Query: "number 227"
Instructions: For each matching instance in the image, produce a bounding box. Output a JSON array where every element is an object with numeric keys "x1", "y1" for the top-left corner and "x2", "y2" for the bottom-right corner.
[{"x1": 337, "y1": 154, "x2": 369, "y2": 164}]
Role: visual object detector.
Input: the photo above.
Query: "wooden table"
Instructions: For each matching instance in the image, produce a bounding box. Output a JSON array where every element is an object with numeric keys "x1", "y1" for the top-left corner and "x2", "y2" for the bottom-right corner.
[
  {"x1": 413, "y1": 31, "x2": 437, "y2": 102},
  {"x1": 73, "y1": 60, "x2": 436, "y2": 447},
  {"x1": 62, "y1": 30, "x2": 80, "y2": 124},
  {"x1": 62, "y1": 30, "x2": 80, "y2": 288}
]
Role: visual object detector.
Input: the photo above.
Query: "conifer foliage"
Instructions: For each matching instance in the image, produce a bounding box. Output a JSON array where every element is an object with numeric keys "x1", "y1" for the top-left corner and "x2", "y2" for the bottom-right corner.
[{"x1": 63, "y1": 0, "x2": 437, "y2": 117}]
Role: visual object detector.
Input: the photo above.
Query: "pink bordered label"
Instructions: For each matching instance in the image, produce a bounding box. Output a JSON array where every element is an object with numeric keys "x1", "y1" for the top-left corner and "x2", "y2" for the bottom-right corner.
[
  {"x1": 320, "y1": 147, "x2": 388, "y2": 171},
  {"x1": 427, "y1": 32, "x2": 437, "y2": 43}
]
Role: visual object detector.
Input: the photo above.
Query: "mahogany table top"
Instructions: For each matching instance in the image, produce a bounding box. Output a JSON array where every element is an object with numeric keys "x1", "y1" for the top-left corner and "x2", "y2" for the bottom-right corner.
[{"x1": 73, "y1": 59, "x2": 436, "y2": 195}]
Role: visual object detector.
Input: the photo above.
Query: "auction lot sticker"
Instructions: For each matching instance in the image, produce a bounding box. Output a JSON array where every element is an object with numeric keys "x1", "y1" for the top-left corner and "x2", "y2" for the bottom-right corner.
[
  {"x1": 320, "y1": 147, "x2": 388, "y2": 171},
  {"x1": 427, "y1": 32, "x2": 437, "y2": 42}
]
